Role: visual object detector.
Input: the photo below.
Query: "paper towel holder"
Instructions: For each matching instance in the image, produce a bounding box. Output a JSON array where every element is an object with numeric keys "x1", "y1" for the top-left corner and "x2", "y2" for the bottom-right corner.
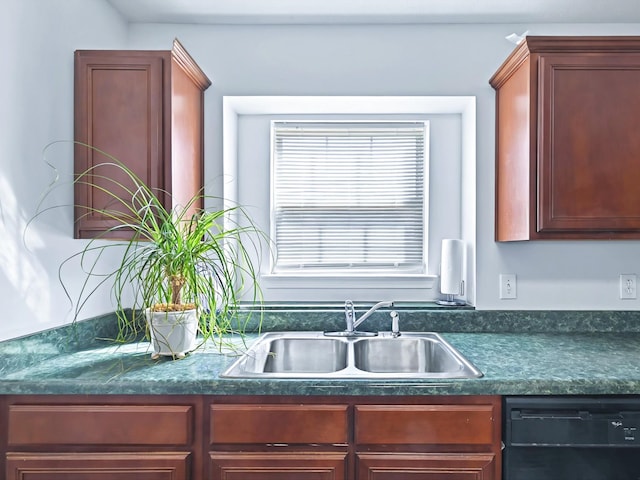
[{"x1": 436, "y1": 238, "x2": 466, "y2": 306}]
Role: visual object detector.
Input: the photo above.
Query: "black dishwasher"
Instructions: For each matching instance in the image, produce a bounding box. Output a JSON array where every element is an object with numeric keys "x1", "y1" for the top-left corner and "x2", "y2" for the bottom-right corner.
[{"x1": 504, "y1": 396, "x2": 640, "y2": 480}]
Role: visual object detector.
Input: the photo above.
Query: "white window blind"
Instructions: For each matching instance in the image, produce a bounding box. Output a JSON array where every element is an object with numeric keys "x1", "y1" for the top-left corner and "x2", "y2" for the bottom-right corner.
[{"x1": 271, "y1": 121, "x2": 427, "y2": 274}]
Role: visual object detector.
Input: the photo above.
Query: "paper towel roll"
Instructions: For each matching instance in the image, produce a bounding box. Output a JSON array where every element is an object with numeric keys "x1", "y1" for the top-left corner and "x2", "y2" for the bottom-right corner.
[{"x1": 440, "y1": 239, "x2": 464, "y2": 295}]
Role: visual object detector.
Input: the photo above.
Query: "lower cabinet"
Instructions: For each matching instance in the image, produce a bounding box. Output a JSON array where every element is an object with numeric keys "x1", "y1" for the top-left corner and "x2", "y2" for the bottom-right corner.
[
  {"x1": 354, "y1": 401, "x2": 500, "y2": 480},
  {"x1": 2, "y1": 396, "x2": 200, "y2": 480},
  {"x1": 209, "y1": 402, "x2": 350, "y2": 480},
  {"x1": 209, "y1": 396, "x2": 501, "y2": 480},
  {"x1": 1, "y1": 395, "x2": 501, "y2": 480}
]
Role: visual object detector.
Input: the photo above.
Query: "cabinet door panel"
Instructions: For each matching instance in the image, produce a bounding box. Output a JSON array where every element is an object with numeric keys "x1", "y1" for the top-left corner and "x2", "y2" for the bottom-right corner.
[
  {"x1": 210, "y1": 452, "x2": 347, "y2": 480},
  {"x1": 538, "y1": 53, "x2": 640, "y2": 233},
  {"x1": 8, "y1": 404, "x2": 193, "y2": 446},
  {"x1": 6, "y1": 452, "x2": 189, "y2": 480},
  {"x1": 74, "y1": 52, "x2": 164, "y2": 240},
  {"x1": 355, "y1": 405, "x2": 496, "y2": 446},
  {"x1": 357, "y1": 453, "x2": 496, "y2": 480},
  {"x1": 210, "y1": 404, "x2": 349, "y2": 445}
]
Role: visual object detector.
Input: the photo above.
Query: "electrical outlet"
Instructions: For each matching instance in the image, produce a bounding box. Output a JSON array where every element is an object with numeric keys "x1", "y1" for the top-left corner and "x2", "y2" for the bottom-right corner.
[
  {"x1": 499, "y1": 274, "x2": 517, "y2": 299},
  {"x1": 620, "y1": 274, "x2": 637, "y2": 299}
]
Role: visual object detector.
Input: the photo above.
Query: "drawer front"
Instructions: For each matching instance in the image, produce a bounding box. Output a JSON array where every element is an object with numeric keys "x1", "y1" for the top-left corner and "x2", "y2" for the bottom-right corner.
[
  {"x1": 355, "y1": 404, "x2": 496, "y2": 446},
  {"x1": 7, "y1": 404, "x2": 193, "y2": 446},
  {"x1": 210, "y1": 404, "x2": 349, "y2": 444}
]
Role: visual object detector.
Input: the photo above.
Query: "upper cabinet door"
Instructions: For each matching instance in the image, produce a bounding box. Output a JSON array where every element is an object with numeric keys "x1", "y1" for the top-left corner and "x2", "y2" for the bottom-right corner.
[
  {"x1": 74, "y1": 52, "x2": 165, "y2": 240},
  {"x1": 490, "y1": 36, "x2": 640, "y2": 241},
  {"x1": 538, "y1": 53, "x2": 640, "y2": 234}
]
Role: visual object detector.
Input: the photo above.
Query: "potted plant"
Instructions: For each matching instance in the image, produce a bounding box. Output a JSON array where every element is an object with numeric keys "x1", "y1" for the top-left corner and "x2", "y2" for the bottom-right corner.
[{"x1": 35, "y1": 143, "x2": 264, "y2": 359}]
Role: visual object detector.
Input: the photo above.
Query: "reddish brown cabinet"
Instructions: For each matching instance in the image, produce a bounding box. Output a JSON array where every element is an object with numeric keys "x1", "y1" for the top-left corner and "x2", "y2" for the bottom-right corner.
[
  {"x1": 354, "y1": 400, "x2": 500, "y2": 480},
  {"x1": 209, "y1": 396, "x2": 501, "y2": 480},
  {"x1": 490, "y1": 36, "x2": 640, "y2": 241},
  {"x1": 209, "y1": 402, "x2": 349, "y2": 480},
  {"x1": 74, "y1": 39, "x2": 211, "y2": 239},
  {"x1": 2, "y1": 396, "x2": 202, "y2": 480},
  {"x1": 1, "y1": 395, "x2": 501, "y2": 480}
]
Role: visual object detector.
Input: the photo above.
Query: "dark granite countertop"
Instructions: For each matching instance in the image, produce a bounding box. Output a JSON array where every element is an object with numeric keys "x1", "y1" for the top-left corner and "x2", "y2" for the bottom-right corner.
[{"x1": 2, "y1": 307, "x2": 640, "y2": 396}]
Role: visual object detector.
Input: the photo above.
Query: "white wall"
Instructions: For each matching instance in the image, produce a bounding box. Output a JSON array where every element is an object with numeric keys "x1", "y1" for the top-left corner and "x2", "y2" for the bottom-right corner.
[
  {"x1": 3, "y1": 7, "x2": 640, "y2": 342},
  {"x1": 125, "y1": 22, "x2": 640, "y2": 311},
  {"x1": 0, "y1": 0, "x2": 127, "y2": 341}
]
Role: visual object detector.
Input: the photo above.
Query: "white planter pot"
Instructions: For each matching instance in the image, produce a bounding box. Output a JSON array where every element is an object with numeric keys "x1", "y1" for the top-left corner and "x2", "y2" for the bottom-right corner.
[{"x1": 145, "y1": 308, "x2": 198, "y2": 359}]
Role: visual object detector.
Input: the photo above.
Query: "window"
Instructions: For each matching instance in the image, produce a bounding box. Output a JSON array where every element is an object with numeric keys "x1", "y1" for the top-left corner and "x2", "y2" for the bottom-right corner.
[
  {"x1": 271, "y1": 121, "x2": 428, "y2": 275},
  {"x1": 223, "y1": 96, "x2": 476, "y2": 303}
]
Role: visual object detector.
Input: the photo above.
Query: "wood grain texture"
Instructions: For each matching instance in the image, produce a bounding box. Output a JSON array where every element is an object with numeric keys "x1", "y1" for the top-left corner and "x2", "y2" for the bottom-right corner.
[
  {"x1": 210, "y1": 404, "x2": 349, "y2": 445},
  {"x1": 8, "y1": 404, "x2": 193, "y2": 446},
  {"x1": 354, "y1": 404, "x2": 496, "y2": 446}
]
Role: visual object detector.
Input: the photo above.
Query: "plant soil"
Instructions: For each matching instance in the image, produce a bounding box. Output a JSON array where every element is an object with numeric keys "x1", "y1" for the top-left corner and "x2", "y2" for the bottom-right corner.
[{"x1": 150, "y1": 303, "x2": 197, "y2": 312}]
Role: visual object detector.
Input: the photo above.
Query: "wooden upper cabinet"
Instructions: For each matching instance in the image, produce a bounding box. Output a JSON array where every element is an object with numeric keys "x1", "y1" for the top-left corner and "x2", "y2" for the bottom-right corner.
[
  {"x1": 490, "y1": 36, "x2": 640, "y2": 241},
  {"x1": 74, "y1": 39, "x2": 211, "y2": 239}
]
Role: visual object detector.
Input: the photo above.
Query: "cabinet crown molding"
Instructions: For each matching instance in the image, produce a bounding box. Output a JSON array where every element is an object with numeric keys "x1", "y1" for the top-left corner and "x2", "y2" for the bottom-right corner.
[
  {"x1": 171, "y1": 38, "x2": 212, "y2": 90},
  {"x1": 490, "y1": 35, "x2": 640, "y2": 89}
]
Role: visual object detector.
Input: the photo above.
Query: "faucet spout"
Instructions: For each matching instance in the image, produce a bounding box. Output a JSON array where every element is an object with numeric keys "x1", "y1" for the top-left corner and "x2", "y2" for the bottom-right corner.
[
  {"x1": 351, "y1": 300, "x2": 394, "y2": 330},
  {"x1": 324, "y1": 300, "x2": 395, "y2": 338}
]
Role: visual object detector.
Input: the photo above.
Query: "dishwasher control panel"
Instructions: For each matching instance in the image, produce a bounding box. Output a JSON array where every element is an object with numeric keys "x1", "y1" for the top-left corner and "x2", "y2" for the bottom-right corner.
[{"x1": 508, "y1": 397, "x2": 640, "y2": 446}]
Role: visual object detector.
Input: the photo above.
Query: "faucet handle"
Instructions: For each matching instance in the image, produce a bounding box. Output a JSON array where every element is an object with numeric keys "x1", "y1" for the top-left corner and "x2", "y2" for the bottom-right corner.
[
  {"x1": 345, "y1": 300, "x2": 355, "y2": 331},
  {"x1": 390, "y1": 311, "x2": 400, "y2": 337}
]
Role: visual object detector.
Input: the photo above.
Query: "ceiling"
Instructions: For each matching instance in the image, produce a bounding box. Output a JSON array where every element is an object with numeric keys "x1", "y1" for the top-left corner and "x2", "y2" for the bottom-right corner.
[{"x1": 106, "y1": 0, "x2": 640, "y2": 25}]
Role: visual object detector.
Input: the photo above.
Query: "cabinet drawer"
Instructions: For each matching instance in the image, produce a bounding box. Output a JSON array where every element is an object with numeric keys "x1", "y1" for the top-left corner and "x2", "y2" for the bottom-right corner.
[
  {"x1": 210, "y1": 404, "x2": 349, "y2": 444},
  {"x1": 7, "y1": 404, "x2": 193, "y2": 446},
  {"x1": 355, "y1": 404, "x2": 496, "y2": 446}
]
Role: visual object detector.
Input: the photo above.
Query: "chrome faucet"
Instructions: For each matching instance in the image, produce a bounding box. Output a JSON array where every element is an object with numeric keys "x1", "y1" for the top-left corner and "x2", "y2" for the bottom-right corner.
[{"x1": 344, "y1": 300, "x2": 394, "y2": 334}]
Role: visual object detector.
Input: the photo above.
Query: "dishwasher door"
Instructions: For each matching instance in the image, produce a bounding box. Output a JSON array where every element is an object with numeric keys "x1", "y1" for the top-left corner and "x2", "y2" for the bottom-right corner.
[{"x1": 504, "y1": 396, "x2": 640, "y2": 480}]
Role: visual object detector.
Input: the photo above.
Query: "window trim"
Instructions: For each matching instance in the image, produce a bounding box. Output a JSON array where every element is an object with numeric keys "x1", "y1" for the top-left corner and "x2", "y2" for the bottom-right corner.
[{"x1": 222, "y1": 96, "x2": 476, "y2": 303}]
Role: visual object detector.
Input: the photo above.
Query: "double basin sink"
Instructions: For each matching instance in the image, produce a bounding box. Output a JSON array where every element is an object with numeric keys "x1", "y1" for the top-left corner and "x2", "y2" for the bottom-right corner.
[{"x1": 221, "y1": 331, "x2": 483, "y2": 379}]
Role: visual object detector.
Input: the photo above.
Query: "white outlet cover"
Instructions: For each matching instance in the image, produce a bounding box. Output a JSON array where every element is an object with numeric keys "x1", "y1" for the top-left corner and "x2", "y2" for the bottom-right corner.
[
  {"x1": 499, "y1": 274, "x2": 517, "y2": 299},
  {"x1": 620, "y1": 274, "x2": 637, "y2": 299}
]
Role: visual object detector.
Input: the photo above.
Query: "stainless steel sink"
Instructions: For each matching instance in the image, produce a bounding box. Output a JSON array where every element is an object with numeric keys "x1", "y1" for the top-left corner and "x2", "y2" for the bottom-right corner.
[{"x1": 220, "y1": 332, "x2": 482, "y2": 379}]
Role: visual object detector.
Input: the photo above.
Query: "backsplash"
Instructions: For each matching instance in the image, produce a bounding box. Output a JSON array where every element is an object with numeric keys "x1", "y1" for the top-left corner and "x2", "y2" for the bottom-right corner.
[{"x1": 4, "y1": 305, "x2": 640, "y2": 364}]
